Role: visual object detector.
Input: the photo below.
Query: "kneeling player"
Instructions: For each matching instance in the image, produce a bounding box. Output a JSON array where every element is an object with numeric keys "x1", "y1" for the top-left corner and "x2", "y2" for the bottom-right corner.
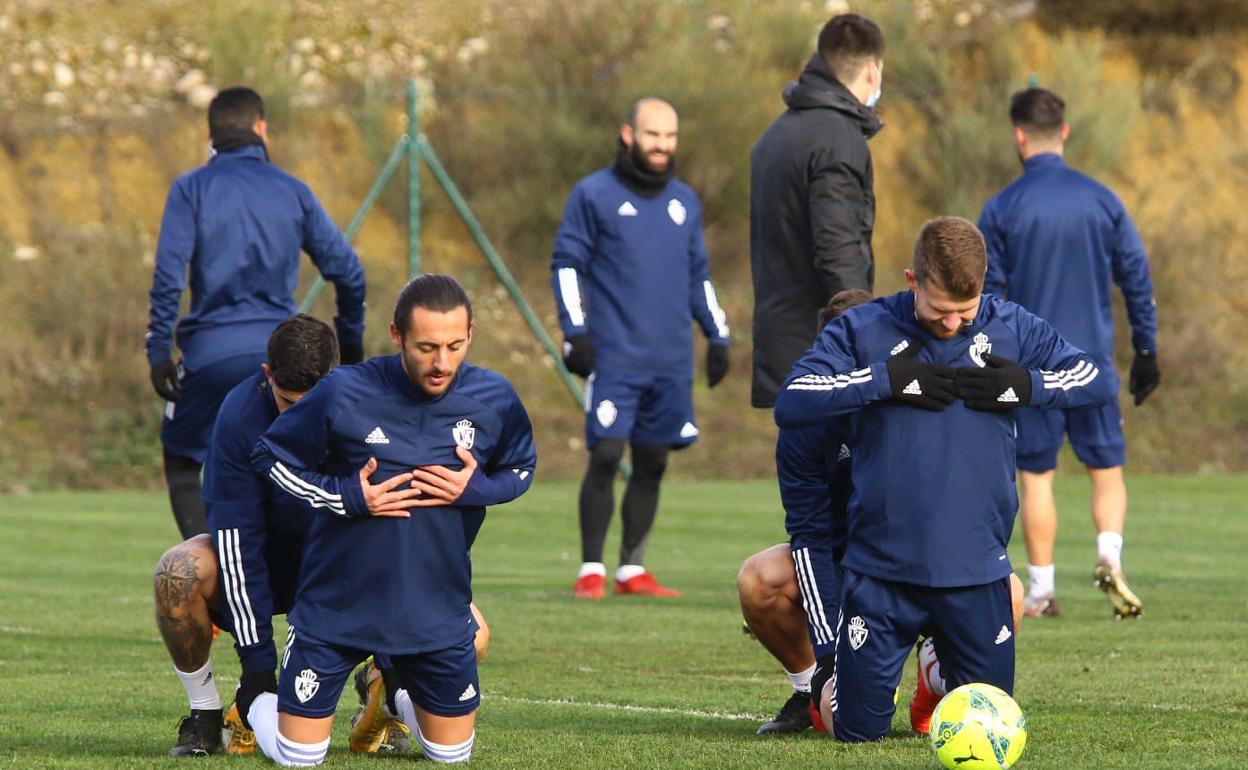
[
  {"x1": 741, "y1": 289, "x2": 1026, "y2": 736},
  {"x1": 247, "y1": 275, "x2": 537, "y2": 766},
  {"x1": 153, "y1": 315, "x2": 489, "y2": 756},
  {"x1": 775, "y1": 217, "x2": 1112, "y2": 741}
]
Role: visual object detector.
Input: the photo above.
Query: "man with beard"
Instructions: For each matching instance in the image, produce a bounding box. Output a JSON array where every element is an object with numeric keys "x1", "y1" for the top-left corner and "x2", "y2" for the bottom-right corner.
[
  {"x1": 749, "y1": 13, "x2": 884, "y2": 409},
  {"x1": 552, "y1": 97, "x2": 731, "y2": 600}
]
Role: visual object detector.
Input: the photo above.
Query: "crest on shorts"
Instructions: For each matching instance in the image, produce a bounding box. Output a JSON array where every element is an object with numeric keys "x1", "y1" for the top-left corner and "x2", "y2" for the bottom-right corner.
[
  {"x1": 969, "y1": 332, "x2": 992, "y2": 368},
  {"x1": 596, "y1": 399, "x2": 617, "y2": 428},
  {"x1": 667, "y1": 198, "x2": 687, "y2": 226},
  {"x1": 453, "y1": 419, "x2": 475, "y2": 450},
  {"x1": 847, "y1": 616, "x2": 869, "y2": 650},
  {"x1": 294, "y1": 668, "x2": 320, "y2": 703}
]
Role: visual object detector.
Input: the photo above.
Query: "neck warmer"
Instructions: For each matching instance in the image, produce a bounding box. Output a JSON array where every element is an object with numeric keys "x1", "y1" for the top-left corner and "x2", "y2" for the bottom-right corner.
[
  {"x1": 210, "y1": 129, "x2": 267, "y2": 156},
  {"x1": 613, "y1": 138, "x2": 675, "y2": 197}
]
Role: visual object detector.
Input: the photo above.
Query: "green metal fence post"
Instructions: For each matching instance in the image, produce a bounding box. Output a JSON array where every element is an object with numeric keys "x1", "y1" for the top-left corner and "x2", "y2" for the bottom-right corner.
[
  {"x1": 415, "y1": 134, "x2": 585, "y2": 409},
  {"x1": 407, "y1": 79, "x2": 421, "y2": 278},
  {"x1": 299, "y1": 135, "x2": 410, "y2": 312}
]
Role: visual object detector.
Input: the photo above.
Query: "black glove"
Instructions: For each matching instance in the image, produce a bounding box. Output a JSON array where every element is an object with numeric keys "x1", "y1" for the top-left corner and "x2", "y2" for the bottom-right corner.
[
  {"x1": 149, "y1": 360, "x2": 181, "y2": 402},
  {"x1": 706, "y1": 344, "x2": 730, "y2": 388},
  {"x1": 1129, "y1": 351, "x2": 1160, "y2": 406},
  {"x1": 339, "y1": 338, "x2": 364, "y2": 366},
  {"x1": 885, "y1": 341, "x2": 957, "y2": 411},
  {"x1": 956, "y1": 353, "x2": 1032, "y2": 410},
  {"x1": 234, "y1": 668, "x2": 278, "y2": 731},
  {"x1": 562, "y1": 333, "x2": 595, "y2": 378}
]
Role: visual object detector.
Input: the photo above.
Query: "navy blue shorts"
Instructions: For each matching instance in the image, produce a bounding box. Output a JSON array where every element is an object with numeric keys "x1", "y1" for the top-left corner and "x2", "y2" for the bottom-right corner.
[
  {"x1": 790, "y1": 545, "x2": 842, "y2": 661},
  {"x1": 584, "y1": 371, "x2": 698, "y2": 449},
  {"x1": 161, "y1": 352, "x2": 266, "y2": 464},
  {"x1": 209, "y1": 539, "x2": 302, "y2": 636},
  {"x1": 1015, "y1": 368, "x2": 1124, "y2": 471},
  {"x1": 278, "y1": 627, "x2": 480, "y2": 719},
  {"x1": 831, "y1": 570, "x2": 1015, "y2": 743}
]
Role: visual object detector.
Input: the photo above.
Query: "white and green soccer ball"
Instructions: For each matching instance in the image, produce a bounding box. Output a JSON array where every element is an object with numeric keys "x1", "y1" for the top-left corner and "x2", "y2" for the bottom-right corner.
[{"x1": 929, "y1": 683, "x2": 1027, "y2": 770}]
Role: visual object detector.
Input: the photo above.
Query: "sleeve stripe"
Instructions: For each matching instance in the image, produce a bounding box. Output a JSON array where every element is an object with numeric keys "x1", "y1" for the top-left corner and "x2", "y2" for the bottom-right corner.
[
  {"x1": 786, "y1": 368, "x2": 873, "y2": 391},
  {"x1": 1041, "y1": 360, "x2": 1100, "y2": 391},
  {"x1": 702, "y1": 280, "x2": 730, "y2": 339},
  {"x1": 557, "y1": 267, "x2": 586, "y2": 328},
  {"x1": 269, "y1": 462, "x2": 347, "y2": 516},
  {"x1": 792, "y1": 547, "x2": 835, "y2": 647},
  {"x1": 217, "y1": 528, "x2": 258, "y2": 647}
]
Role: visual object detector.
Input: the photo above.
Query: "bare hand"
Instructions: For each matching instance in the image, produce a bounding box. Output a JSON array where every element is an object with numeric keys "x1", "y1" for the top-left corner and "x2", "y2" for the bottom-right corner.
[
  {"x1": 410, "y1": 446, "x2": 478, "y2": 507},
  {"x1": 359, "y1": 457, "x2": 418, "y2": 517}
]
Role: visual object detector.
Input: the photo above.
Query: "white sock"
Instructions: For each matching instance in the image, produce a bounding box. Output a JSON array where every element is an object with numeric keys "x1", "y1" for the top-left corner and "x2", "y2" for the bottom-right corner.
[
  {"x1": 274, "y1": 732, "x2": 329, "y2": 767},
  {"x1": 175, "y1": 660, "x2": 222, "y2": 711},
  {"x1": 615, "y1": 564, "x2": 646, "y2": 582},
  {"x1": 918, "y1": 638, "x2": 947, "y2": 696},
  {"x1": 395, "y1": 689, "x2": 474, "y2": 763},
  {"x1": 1028, "y1": 563, "x2": 1056, "y2": 598},
  {"x1": 786, "y1": 663, "x2": 815, "y2": 694},
  {"x1": 1097, "y1": 531, "x2": 1124, "y2": 568},
  {"x1": 248, "y1": 692, "x2": 282, "y2": 762},
  {"x1": 578, "y1": 562, "x2": 606, "y2": 579}
]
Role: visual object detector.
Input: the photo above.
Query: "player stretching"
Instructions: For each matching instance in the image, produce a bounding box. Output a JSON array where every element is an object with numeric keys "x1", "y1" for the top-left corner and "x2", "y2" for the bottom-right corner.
[
  {"x1": 248, "y1": 275, "x2": 536, "y2": 765},
  {"x1": 154, "y1": 315, "x2": 438, "y2": 756},
  {"x1": 553, "y1": 97, "x2": 731, "y2": 599},
  {"x1": 979, "y1": 87, "x2": 1159, "y2": 619},
  {"x1": 775, "y1": 216, "x2": 1112, "y2": 741},
  {"x1": 739, "y1": 290, "x2": 1025, "y2": 735}
]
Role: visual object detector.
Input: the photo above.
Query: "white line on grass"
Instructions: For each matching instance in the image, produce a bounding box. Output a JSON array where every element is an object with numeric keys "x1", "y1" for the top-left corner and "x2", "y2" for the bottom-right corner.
[{"x1": 491, "y1": 695, "x2": 768, "y2": 722}]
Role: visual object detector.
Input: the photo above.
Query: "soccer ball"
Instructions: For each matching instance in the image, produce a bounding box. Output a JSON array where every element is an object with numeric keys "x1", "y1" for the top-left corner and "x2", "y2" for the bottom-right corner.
[{"x1": 929, "y1": 683, "x2": 1027, "y2": 770}]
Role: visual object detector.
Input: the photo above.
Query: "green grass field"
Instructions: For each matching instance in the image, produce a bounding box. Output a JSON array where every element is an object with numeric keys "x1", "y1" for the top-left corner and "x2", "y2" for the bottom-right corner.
[{"x1": 2, "y1": 476, "x2": 1246, "y2": 768}]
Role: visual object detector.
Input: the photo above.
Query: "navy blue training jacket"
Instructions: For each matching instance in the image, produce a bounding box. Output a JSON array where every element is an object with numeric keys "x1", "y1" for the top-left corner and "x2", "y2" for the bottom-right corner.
[
  {"x1": 978, "y1": 153, "x2": 1157, "y2": 358},
  {"x1": 775, "y1": 291, "x2": 1113, "y2": 588},
  {"x1": 203, "y1": 369, "x2": 312, "y2": 674},
  {"x1": 146, "y1": 145, "x2": 366, "y2": 368},
  {"x1": 551, "y1": 167, "x2": 730, "y2": 376},
  {"x1": 251, "y1": 356, "x2": 536, "y2": 654},
  {"x1": 777, "y1": 419, "x2": 852, "y2": 659}
]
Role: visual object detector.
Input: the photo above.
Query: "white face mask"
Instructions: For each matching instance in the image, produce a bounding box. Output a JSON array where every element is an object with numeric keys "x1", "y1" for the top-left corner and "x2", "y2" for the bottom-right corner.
[{"x1": 866, "y1": 61, "x2": 883, "y2": 108}]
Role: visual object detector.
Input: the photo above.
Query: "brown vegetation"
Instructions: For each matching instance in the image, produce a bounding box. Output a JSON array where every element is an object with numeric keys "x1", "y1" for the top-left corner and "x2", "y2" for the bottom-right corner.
[{"x1": 0, "y1": 0, "x2": 1244, "y2": 490}]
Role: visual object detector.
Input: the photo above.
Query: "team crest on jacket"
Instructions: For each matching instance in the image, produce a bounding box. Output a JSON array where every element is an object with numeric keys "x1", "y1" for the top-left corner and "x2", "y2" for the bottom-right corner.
[
  {"x1": 453, "y1": 419, "x2": 475, "y2": 450},
  {"x1": 969, "y1": 332, "x2": 992, "y2": 368},
  {"x1": 295, "y1": 668, "x2": 320, "y2": 703},
  {"x1": 847, "y1": 616, "x2": 869, "y2": 650},
  {"x1": 667, "y1": 198, "x2": 686, "y2": 226}
]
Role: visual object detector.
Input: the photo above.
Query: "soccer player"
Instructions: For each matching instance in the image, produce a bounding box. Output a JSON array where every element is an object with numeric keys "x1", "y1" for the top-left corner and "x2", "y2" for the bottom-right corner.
[
  {"x1": 739, "y1": 289, "x2": 869, "y2": 734},
  {"x1": 552, "y1": 97, "x2": 731, "y2": 599},
  {"x1": 979, "y1": 87, "x2": 1159, "y2": 619},
  {"x1": 740, "y1": 289, "x2": 1025, "y2": 735},
  {"x1": 774, "y1": 216, "x2": 1113, "y2": 742},
  {"x1": 247, "y1": 274, "x2": 536, "y2": 766},
  {"x1": 146, "y1": 86, "x2": 366, "y2": 540},
  {"x1": 153, "y1": 315, "x2": 453, "y2": 756}
]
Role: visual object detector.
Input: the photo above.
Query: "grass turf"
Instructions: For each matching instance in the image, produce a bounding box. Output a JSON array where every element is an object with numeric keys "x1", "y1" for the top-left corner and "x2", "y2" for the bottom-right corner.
[{"x1": 1, "y1": 476, "x2": 1246, "y2": 768}]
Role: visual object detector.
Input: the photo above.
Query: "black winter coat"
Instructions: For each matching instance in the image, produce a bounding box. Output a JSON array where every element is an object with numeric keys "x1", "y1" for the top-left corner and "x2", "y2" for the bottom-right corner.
[{"x1": 749, "y1": 54, "x2": 881, "y2": 408}]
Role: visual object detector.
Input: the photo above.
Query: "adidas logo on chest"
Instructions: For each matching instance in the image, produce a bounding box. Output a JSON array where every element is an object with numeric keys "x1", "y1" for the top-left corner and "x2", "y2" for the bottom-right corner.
[{"x1": 364, "y1": 426, "x2": 389, "y2": 444}]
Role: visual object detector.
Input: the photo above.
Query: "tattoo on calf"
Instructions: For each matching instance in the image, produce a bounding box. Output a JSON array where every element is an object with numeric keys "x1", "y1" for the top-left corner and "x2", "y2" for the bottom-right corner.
[
  {"x1": 154, "y1": 549, "x2": 200, "y2": 611},
  {"x1": 154, "y1": 549, "x2": 211, "y2": 671}
]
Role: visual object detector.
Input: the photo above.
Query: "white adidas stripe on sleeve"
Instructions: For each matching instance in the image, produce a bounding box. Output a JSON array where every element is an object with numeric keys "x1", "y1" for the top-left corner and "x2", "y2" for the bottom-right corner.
[{"x1": 268, "y1": 462, "x2": 347, "y2": 516}]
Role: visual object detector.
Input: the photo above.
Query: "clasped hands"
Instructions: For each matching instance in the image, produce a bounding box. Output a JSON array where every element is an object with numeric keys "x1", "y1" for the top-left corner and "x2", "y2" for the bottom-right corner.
[{"x1": 358, "y1": 447, "x2": 478, "y2": 517}]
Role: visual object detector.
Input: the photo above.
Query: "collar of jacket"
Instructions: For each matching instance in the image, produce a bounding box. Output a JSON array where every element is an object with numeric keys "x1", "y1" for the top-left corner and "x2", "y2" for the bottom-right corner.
[
  {"x1": 1024, "y1": 152, "x2": 1064, "y2": 171},
  {"x1": 209, "y1": 140, "x2": 270, "y2": 164},
  {"x1": 783, "y1": 53, "x2": 883, "y2": 139}
]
